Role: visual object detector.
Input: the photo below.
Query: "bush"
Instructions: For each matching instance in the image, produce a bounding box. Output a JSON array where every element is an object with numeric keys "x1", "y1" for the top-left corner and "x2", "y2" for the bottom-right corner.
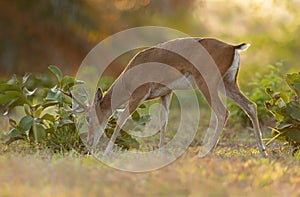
[
  {"x1": 1, "y1": 66, "x2": 140, "y2": 153},
  {"x1": 1, "y1": 66, "x2": 86, "y2": 152},
  {"x1": 265, "y1": 72, "x2": 300, "y2": 149}
]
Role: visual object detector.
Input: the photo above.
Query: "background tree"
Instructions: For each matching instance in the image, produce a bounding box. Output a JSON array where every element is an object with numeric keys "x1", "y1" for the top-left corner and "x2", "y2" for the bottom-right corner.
[{"x1": 0, "y1": 0, "x2": 199, "y2": 77}]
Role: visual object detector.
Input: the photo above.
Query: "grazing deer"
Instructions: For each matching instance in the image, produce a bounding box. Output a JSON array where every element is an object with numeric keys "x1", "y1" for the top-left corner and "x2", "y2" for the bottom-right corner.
[{"x1": 87, "y1": 37, "x2": 267, "y2": 157}]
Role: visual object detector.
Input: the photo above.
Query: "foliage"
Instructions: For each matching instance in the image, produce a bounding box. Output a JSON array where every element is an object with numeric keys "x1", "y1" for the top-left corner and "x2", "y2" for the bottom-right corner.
[
  {"x1": 1, "y1": 66, "x2": 85, "y2": 152},
  {"x1": 1, "y1": 66, "x2": 141, "y2": 152},
  {"x1": 265, "y1": 72, "x2": 300, "y2": 148}
]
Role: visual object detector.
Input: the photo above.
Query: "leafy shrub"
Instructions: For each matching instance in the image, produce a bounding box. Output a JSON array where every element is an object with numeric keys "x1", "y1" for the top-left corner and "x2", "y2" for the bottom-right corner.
[
  {"x1": 1, "y1": 66, "x2": 140, "y2": 152},
  {"x1": 265, "y1": 72, "x2": 300, "y2": 148},
  {"x1": 1, "y1": 66, "x2": 86, "y2": 152}
]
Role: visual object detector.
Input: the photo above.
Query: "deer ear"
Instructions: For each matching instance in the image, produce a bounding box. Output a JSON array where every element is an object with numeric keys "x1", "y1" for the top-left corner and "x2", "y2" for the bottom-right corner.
[{"x1": 94, "y1": 87, "x2": 103, "y2": 105}]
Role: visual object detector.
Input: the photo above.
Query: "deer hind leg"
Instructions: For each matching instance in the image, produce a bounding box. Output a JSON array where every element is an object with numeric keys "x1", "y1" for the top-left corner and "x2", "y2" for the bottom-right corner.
[
  {"x1": 196, "y1": 82, "x2": 229, "y2": 157},
  {"x1": 104, "y1": 85, "x2": 151, "y2": 155},
  {"x1": 223, "y1": 80, "x2": 267, "y2": 157},
  {"x1": 159, "y1": 92, "x2": 172, "y2": 148}
]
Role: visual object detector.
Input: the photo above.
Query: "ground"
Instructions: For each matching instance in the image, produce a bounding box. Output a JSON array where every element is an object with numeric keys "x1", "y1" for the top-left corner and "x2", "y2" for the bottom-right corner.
[{"x1": 0, "y1": 145, "x2": 299, "y2": 197}]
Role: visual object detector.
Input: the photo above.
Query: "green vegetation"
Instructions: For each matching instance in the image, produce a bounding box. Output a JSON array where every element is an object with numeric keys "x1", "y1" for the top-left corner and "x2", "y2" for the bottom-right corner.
[
  {"x1": 266, "y1": 72, "x2": 300, "y2": 149},
  {"x1": 0, "y1": 66, "x2": 144, "y2": 152},
  {"x1": 1, "y1": 66, "x2": 85, "y2": 152}
]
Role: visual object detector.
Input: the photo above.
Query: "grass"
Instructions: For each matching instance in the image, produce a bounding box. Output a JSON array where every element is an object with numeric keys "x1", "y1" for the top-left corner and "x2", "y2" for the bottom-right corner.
[{"x1": 0, "y1": 144, "x2": 299, "y2": 197}]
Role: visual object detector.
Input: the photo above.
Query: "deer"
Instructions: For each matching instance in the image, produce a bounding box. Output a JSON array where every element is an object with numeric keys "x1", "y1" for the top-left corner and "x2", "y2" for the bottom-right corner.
[{"x1": 85, "y1": 37, "x2": 268, "y2": 157}]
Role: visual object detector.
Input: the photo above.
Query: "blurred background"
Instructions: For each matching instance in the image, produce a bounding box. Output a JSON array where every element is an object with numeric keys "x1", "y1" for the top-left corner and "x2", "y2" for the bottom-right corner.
[{"x1": 0, "y1": 0, "x2": 300, "y2": 82}]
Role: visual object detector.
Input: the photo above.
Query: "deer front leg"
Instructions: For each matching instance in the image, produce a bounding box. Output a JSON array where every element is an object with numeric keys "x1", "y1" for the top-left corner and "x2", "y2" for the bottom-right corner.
[
  {"x1": 104, "y1": 86, "x2": 151, "y2": 155},
  {"x1": 159, "y1": 93, "x2": 172, "y2": 148}
]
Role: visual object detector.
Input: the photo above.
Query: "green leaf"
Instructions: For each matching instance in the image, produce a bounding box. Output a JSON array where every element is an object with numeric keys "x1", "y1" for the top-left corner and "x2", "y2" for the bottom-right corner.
[
  {"x1": 7, "y1": 74, "x2": 20, "y2": 85},
  {"x1": 48, "y1": 65, "x2": 63, "y2": 83},
  {"x1": 58, "y1": 119, "x2": 74, "y2": 127},
  {"x1": 292, "y1": 83, "x2": 300, "y2": 96},
  {"x1": 61, "y1": 76, "x2": 84, "y2": 90},
  {"x1": 45, "y1": 86, "x2": 63, "y2": 102},
  {"x1": 39, "y1": 100, "x2": 59, "y2": 109},
  {"x1": 61, "y1": 75, "x2": 75, "y2": 89},
  {"x1": 286, "y1": 73, "x2": 300, "y2": 96},
  {"x1": 41, "y1": 113, "x2": 56, "y2": 122},
  {"x1": 0, "y1": 91, "x2": 25, "y2": 105},
  {"x1": 18, "y1": 115, "x2": 34, "y2": 133},
  {"x1": 32, "y1": 123, "x2": 47, "y2": 143},
  {"x1": 8, "y1": 128, "x2": 21, "y2": 138},
  {"x1": 119, "y1": 129, "x2": 139, "y2": 149},
  {"x1": 24, "y1": 104, "x2": 31, "y2": 115},
  {"x1": 277, "y1": 122, "x2": 293, "y2": 130},
  {"x1": 280, "y1": 92, "x2": 290, "y2": 103},
  {"x1": 34, "y1": 106, "x2": 43, "y2": 117},
  {"x1": 284, "y1": 128, "x2": 300, "y2": 144},
  {"x1": 286, "y1": 101, "x2": 300, "y2": 121},
  {"x1": 139, "y1": 103, "x2": 147, "y2": 109},
  {"x1": 131, "y1": 111, "x2": 140, "y2": 121},
  {"x1": 23, "y1": 87, "x2": 37, "y2": 97},
  {"x1": 62, "y1": 93, "x2": 72, "y2": 105},
  {"x1": 3, "y1": 97, "x2": 20, "y2": 113},
  {"x1": 290, "y1": 111, "x2": 300, "y2": 121},
  {"x1": 0, "y1": 89, "x2": 29, "y2": 114}
]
